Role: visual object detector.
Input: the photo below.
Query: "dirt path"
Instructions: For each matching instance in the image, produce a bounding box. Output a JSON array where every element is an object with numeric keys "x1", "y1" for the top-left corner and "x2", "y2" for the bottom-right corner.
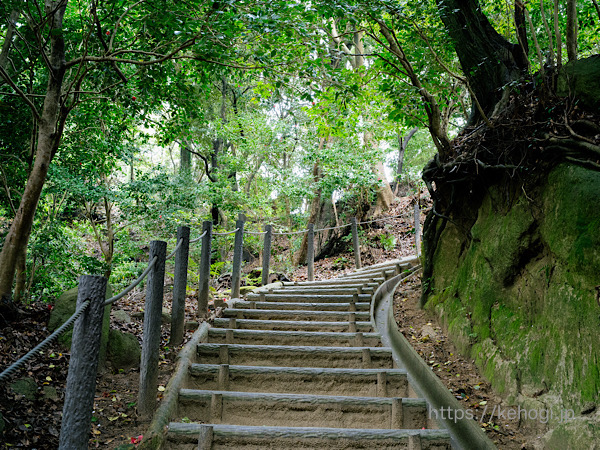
[{"x1": 393, "y1": 274, "x2": 543, "y2": 449}]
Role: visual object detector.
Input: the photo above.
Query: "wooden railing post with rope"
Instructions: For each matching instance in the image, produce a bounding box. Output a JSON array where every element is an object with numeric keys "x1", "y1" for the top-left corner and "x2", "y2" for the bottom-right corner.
[
  {"x1": 0, "y1": 207, "x2": 424, "y2": 448},
  {"x1": 138, "y1": 240, "x2": 167, "y2": 419}
]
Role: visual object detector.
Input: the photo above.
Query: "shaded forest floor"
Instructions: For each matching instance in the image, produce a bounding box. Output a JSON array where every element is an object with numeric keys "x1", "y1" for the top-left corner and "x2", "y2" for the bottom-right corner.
[{"x1": 1, "y1": 191, "x2": 539, "y2": 449}]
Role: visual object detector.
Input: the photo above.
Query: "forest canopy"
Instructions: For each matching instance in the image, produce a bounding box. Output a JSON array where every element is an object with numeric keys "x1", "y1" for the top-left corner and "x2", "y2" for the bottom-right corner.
[{"x1": 1, "y1": 0, "x2": 599, "y2": 309}]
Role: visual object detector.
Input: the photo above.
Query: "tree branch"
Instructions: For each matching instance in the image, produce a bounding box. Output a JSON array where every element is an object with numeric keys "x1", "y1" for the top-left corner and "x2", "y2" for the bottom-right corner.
[
  {"x1": 188, "y1": 148, "x2": 216, "y2": 182},
  {"x1": 0, "y1": 65, "x2": 41, "y2": 120}
]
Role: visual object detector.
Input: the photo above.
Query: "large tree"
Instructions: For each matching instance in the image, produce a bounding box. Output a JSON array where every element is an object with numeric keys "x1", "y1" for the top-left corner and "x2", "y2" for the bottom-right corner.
[{"x1": 0, "y1": 0, "x2": 253, "y2": 310}]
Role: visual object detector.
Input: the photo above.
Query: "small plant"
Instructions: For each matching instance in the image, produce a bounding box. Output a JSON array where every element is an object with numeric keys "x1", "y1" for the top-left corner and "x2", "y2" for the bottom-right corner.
[
  {"x1": 332, "y1": 257, "x2": 348, "y2": 270},
  {"x1": 210, "y1": 261, "x2": 226, "y2": 277},
  {"x1": 378, "y1": 233, "x2": 397, "y2": 251}
]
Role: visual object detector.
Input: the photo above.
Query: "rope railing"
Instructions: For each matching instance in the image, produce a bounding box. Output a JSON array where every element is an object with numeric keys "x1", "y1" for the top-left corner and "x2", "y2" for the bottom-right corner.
[
  {"x1": 272, "y1": 228, "x2": 309, "y2": 235},
  {"x1": 1, "y1": 206, "x2": 423, "y2": 447},
  {"x1": 356, "y1": 214, "x2": 405, "y2": 225},
  {"x1": 213, "y1": 227, "x2": 240, "y2": 236},
  {"x1": 314, "y1": 222, "x2": 352, "y2": 232},
  {"x1": 0, "y1": 299, "x2": 91, "y2": 383},
  {"x1": 166, "y1": 238, "x2": 184, "y2": 260},
  {"x1": 189, "y1": 230, "x2": 207, "y2": 244},
  {"x1": 103, "y1": 256, "x2": 158, "y2": 307}
]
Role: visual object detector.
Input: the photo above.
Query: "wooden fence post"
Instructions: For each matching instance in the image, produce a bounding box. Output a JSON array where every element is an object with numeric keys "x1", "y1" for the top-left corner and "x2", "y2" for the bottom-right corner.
[
  {"x1": 198, "y1": 221, "x2": 213, "y2": 317},
  {"x1": 58, "y1": 275, "x2": 107, "y2": 450},
  {"x1": 351, "y1": 217, "x2": 361, "y2": 269},
  {"x1": 231, "y1": 216, "x2": 245, "y2": 299},
  {"x1": 171, "y1": 226, "x2": 190, "y2": 346},
  {"x1": 261, "y1": 224, "x2": 272, "y2": 286},
  {"x1": 307, "y1": 223, "x2": 314, "y2": 281},
  {"x1": 138, "y1": 240, "x2": 167, "y2": 420},
  {"x1": 414, "y1": 202, "x2": 421, "y2": 257}
]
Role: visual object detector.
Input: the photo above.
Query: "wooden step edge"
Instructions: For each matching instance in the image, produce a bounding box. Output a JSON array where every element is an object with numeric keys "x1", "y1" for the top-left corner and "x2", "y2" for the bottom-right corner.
[
  {"x1": 197, "y1": 342, "x2": 392, "y2": 354},
  {"x1": 189, "y1": 363, "x2": 406, "y2": 378},
  {"x1": 178, "y1": 388, "x2": 426, "y2": 407},
  {"x1": 167, "y1": 422, "x2": 451, "y2": 443}
]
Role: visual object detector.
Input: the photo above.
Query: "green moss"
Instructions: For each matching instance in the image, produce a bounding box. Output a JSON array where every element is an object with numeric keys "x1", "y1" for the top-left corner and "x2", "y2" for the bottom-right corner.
[
  {"x1": 544, "y1": 418, "x2": 600, "y2": 449},
  {"x1": 426, "y1": 163, "x2": 600, "y2": 415},
  {"x1": 48, "y1": 284, "x2": 113, "y2": 368},
  {"x1": 107, "y1": 329, "x2": 141, "y2": 370}
]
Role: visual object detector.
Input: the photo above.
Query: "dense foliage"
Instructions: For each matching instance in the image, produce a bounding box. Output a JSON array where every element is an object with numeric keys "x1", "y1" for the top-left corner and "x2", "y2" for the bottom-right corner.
[{"x1": 1, "y1": 0, "x2": 598, "y2": 302}]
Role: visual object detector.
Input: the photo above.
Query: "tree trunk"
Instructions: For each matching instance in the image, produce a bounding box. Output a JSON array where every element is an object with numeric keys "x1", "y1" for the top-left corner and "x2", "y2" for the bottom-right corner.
[
  {"x1": 295, "y1": 137, "x2": 328, "y2": 265},
  {"x1": 180, "y1": 145, "x2": 191, "y2": 174},
  {"x1": 435, "y1": 0, "x2": 528, "y2": 124},
  {"x1": 12, "y1": 247, "x2": 27, "y2": 303},
  {"x1": 0, "y1": 0, "x2": 68, "y2": 305},
  {"x1": 553, "y1": 0, "x2": 563, "y2": 68},
  {"x1": 373, "y1": 161, "x2": 394, "y2": 215},
  {"x1": 0, "y1": 10, "x2": 20, "y2": 74},
  {"x1": 566, "y1": 0, "x2": 578, "y2": 61},
  {"x1": 395, "y1": 127, "x2": 418, "y2": 195}
]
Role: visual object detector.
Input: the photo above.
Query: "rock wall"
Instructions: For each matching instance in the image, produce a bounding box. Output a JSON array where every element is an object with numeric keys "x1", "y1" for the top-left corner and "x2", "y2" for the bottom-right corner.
[{"x1": 424, "y1": 163, "x2": 600, "y2": 445}]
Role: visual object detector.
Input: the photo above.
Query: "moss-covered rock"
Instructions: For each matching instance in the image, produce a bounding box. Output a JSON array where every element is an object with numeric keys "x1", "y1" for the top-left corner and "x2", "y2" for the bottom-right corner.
[
  {"x1": 557, "y1": 55, "x2": 600, "y2": 110},
  {"x1": 9, "y1": 377, "x2": 37, "y2": 400},
  {"x1": 542, "y1": 417, "x2": 600, "y2": 449},
  {"x1": 48, "y1": 284, "x2": 113, "y2": 368},
  {"x1": 107, "y1": 329, "x2": 141, "y2": 370},
  {"x1": 425, "y1": 163, "x2": 600, "y2": 431}
]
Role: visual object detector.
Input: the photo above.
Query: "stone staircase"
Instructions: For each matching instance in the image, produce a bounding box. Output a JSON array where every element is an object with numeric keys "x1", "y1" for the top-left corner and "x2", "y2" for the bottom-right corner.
[{"x1": 164, "y1": 260, "x2": 452, "y2": 449}]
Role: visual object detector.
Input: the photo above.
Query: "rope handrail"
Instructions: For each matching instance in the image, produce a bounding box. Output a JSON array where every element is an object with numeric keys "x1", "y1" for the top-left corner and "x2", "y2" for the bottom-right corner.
[
  {"x1": 189, "y1": 230, "x2": 207, "y2": 244},
  {"x1": 314, "y1": 222, "x2": 352, "y2": 232},
  {"x1": 0, "y1": 299, "x2": 91, "y2": 383},
  {"x1": 272, "y1": 228, "x2": 309, "y2": 235},
  {"x1": 213, "y1": 227, "x2": 240, "y2": 236},
  {"x1": 357, "y1": 214, "x2": 404, "y2": 225},
  {"x1": 103, "y1": 256, "x2": 158, "y2": 307},
  {"x1": 166, "y1": 238, "x2": 184, "y2": 260},
  {"x1": 0, "y1": 209, "x2": 418, "y2": 383}
]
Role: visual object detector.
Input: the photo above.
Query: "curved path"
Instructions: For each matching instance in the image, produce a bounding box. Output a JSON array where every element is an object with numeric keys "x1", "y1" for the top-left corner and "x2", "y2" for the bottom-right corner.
[{"x1": 154, "y1": 257, "x2": 495, "y2": 449}]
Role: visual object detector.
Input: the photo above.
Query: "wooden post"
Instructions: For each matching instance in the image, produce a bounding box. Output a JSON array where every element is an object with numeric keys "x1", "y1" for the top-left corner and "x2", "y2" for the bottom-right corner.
[
  {"x1": 198, "y1": 221, "x2": 213, "y2": 317},
  {"x1": 59, "y1": 275, "x2": 107, "y2": 450},
  {"x1": 351, "y1": 217, "x2": 361, "y2": 269},
  {"x1": 138, "y1": 240, "x2": 167, "y2": 420},
  {"x1": 307, "y1": 223, "x2": 314, "y2": 281},
  {"x1": 261, "y1": 224, "x2": 272, "y2": 286},
  {"x1": 414, "y1": 202, "x2": 421, "y2": 257},
  {"x1": 231, "y1": 216, "x2": 245, "y2": 299},
  {"x1": 171, "y1": 226, "x2": 190, "y2": 346}
]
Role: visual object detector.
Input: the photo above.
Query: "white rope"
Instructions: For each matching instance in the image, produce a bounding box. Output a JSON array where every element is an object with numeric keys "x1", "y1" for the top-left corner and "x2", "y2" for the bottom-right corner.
[
  {"x1": 314, "y1": 223, "x2": 351, "y2": 232},
  {"x1": 166, "y1": 238, "x2": 184, "y2": 259},
  {"x1": 213, "y1": 227, "x2": 240, "y2": 236},
  {"x1": 272, "y1": 228, "x2": 309, "y2": 236},
  {"x1": 103, "y1": 256, "x2": 158, "y2": 306},
  {"x1": 189, "y1": 230, "x2": 207, "y2": 244}
]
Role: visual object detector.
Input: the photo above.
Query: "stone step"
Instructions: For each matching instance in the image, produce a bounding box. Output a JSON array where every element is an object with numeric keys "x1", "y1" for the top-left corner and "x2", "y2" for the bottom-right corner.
[
  {"x1": 176, "y1": 389, "x2": 427, "y2": 430},
  {"x1": 212, "y1": 318, "x2": 373, "y2": 333},
  {"x1": 340, "y1": 269, "x2": 397, "y2": 280},
  {"x1": 232, "y1": 300, "x2": 371, "y2": 312},
  {"x1": 207, "y1": 329, "x2": 382, "y2": 347},
  {"x1": 341, "y1": 261, "x2": 409, "y2": 277},
  {"x1": 221, "y1": 308, "x2": 371, "y2": 322},
  {"x1": 245, "y1": 293, "x2": 372, "y2": 303},
  {"x1": 267, "y1": 287, "x2": 375, "y2": 295},
  {"x1": 166, "y1": 423, "x2": 451, "y2": 450},
  {"x1": 187, "y1": 364, "x2": 408, "y2": 397},
  {"x1": 283, "y1": 280, "x2": 381, "y2": 287},
  {"x1": 196, "y1": 343, "x2": 394, "y2": 369}
]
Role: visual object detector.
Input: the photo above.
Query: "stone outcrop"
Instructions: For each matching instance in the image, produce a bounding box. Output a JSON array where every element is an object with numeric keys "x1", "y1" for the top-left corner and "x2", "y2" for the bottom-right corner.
[{"x1": 424, "y1": 163, "x2": 600, "y2": 446}]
